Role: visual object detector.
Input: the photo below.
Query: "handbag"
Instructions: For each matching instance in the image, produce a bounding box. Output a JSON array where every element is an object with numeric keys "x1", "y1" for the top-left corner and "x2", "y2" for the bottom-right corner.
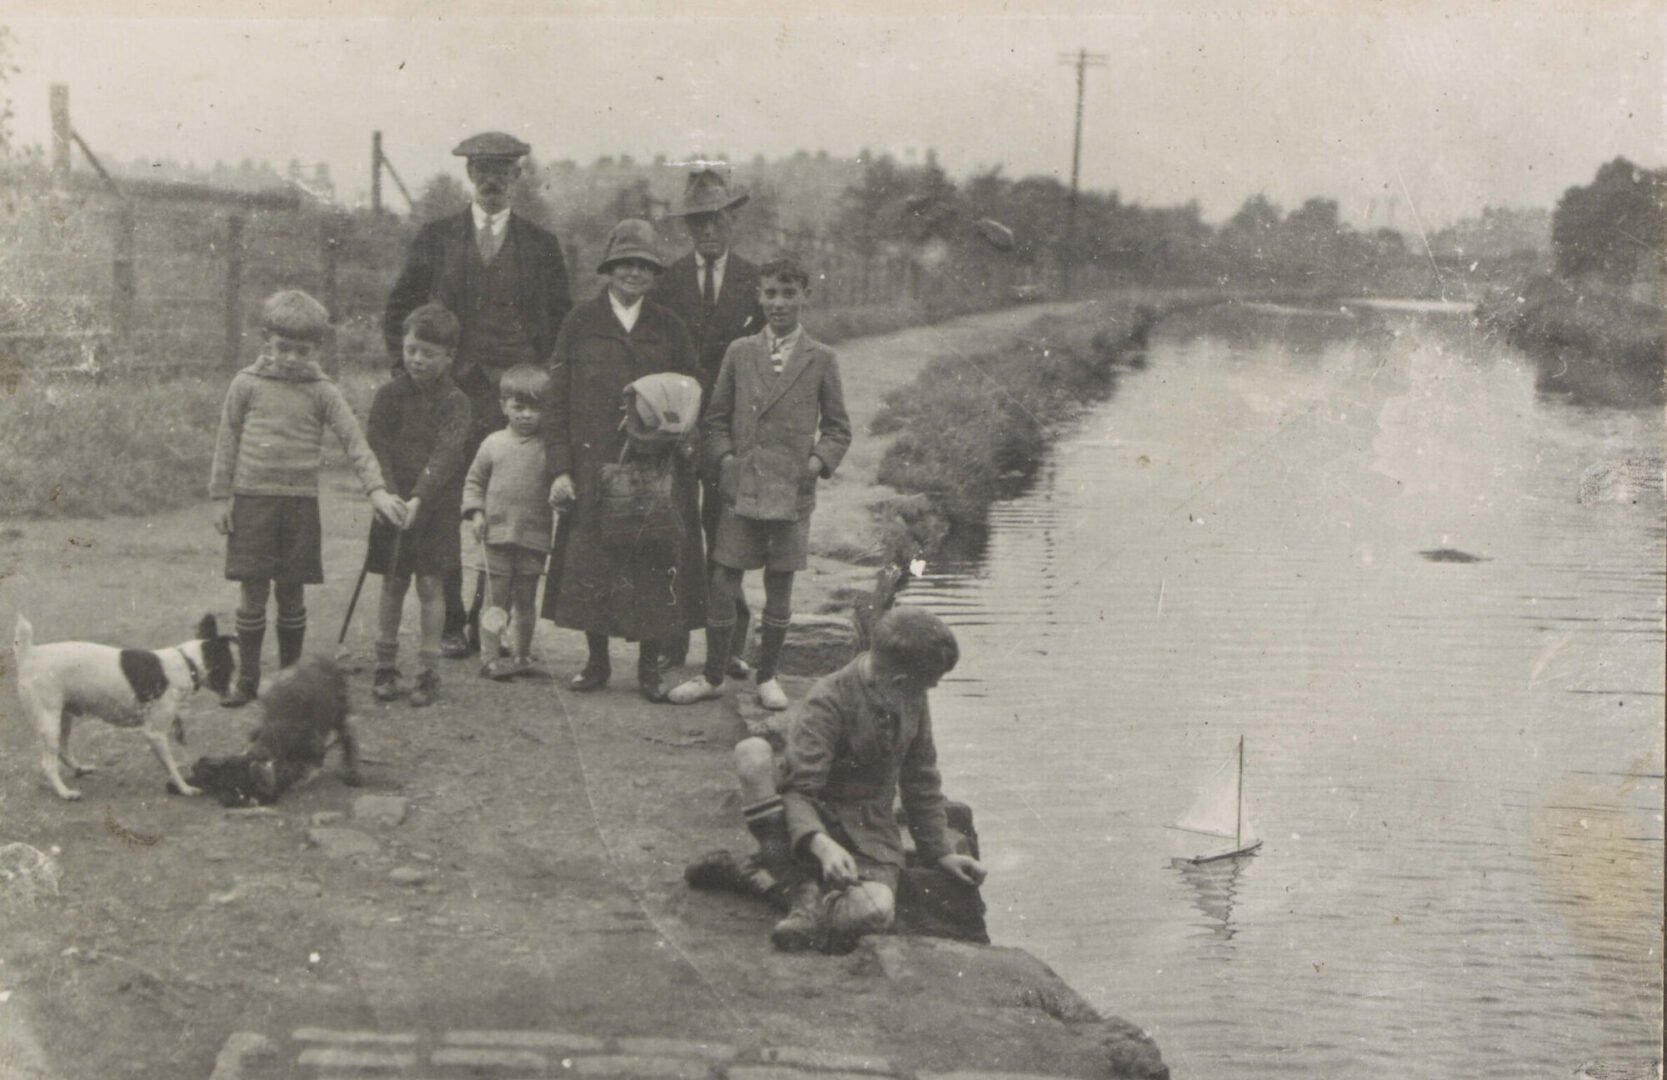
[{"x1": 598, "y1": 446, "x2": 685, "y2": 563}]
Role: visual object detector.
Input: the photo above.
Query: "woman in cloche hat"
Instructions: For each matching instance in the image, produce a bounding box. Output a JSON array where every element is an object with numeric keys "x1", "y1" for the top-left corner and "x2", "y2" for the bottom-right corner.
[{"x1": 540, "y1": 220, "x2": 708, "y2": 702}]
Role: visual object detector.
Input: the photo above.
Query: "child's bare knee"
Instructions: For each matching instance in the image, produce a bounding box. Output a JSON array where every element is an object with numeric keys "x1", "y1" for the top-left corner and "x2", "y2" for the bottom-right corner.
[{"x1": 733, "y1": 737, "x2": 775, "y2": 782}]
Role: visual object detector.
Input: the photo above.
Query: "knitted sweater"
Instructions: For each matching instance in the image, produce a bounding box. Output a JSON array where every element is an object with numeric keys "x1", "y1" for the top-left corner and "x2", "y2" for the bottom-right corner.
[
  {"x1": 461, "y1": 428, "x2": 555, "y2": 552},
  {"x1": 209, "y1": 357, "x2": 386, "y2": 499}
]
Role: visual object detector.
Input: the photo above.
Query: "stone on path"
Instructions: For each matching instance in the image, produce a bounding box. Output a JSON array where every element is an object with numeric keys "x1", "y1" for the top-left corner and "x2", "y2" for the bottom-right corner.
[
  {"x1": 304, "y1": 827, "x2": 379, "y2": 859},
  {"x1": 352, "y1": 794, "x2": 409, "y2": 827}
]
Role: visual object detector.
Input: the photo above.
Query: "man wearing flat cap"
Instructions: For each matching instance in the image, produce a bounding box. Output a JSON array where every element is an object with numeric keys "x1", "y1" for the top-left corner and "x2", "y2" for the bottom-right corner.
[
  {"x1": 654, "y1": 167, "x2": 766, "y2": 675},
  {"x1": 383, "y1": 131, "x2": 573, "y2": 658}
]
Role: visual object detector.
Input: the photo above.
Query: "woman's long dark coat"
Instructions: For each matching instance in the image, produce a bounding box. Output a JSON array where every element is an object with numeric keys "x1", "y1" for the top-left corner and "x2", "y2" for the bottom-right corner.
[{"x1": 541, "y1": 291, "x2": 706, "y2": 639}]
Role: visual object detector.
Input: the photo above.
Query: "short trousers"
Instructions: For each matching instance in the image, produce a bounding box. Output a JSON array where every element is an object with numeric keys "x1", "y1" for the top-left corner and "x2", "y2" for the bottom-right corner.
[
  {"x1": 365, "y1": 502, "x2": 462, "y2": 579},
  {"x1": 712, "y1": 510, "x2": 810, "y2": 572},
  {"x1": 481, "y1": 542, "x2": 547, "y2": 578},
  {"x1": 225, "y1": 495, "x2": 323, "y2": 584}
]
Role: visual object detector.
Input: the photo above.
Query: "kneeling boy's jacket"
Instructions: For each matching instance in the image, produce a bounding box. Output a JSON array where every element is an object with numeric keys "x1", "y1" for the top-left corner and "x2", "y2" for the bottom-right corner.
[{"x1": 780, "y1": 658, "x2": 953, "y2": 872}]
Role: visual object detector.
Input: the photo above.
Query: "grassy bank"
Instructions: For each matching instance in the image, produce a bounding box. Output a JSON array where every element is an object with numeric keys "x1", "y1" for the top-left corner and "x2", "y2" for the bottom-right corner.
[
  {"x1": 864, "y1": 300, "x2": 1164, "y2": 563},
  {"x1": 0, "y1": 369, "x2": 379, "y2": 520},
  {"x1": 1476, "y1": 274, "x2": 1665, "y2": 408}
]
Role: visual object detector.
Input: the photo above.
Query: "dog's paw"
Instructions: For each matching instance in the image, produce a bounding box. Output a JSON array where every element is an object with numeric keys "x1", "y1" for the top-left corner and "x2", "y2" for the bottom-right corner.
[
  {"x1": 72, "y1": 764, "x2": 98, "y2": 777},
  {"x1": 59, "y1": 788, "x2": 83, "y2": 802},
  {"x1": 166, "y1": 780, "x2": 202, "y2": 797}
]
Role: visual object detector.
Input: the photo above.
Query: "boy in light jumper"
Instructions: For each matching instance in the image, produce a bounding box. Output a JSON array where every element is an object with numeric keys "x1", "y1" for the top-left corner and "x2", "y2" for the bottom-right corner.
[
  {"x1": 209, "y1": 289, "x2": 403, "y2": 707},
  {"x1": 461, "y1": 364, "x2": 555, "y2": 679}
]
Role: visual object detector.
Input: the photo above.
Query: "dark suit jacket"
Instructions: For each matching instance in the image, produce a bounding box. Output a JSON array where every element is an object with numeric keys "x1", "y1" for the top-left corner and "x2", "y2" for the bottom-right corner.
[
  {"x1": 654, "y1": 252, "x2": 764, "y2": 404},
  {"x1": 382, "y1": 209, "x2": 572, "y2": 366}
]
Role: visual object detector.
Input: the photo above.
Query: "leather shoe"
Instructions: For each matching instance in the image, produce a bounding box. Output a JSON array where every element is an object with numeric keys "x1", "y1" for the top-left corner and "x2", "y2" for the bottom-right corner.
[
  {"x1": 569, "y1": 667, "x2": 610, "y2": 692},
  {"x1": 220, "y1": 680, "x2": 258, "y2": 708},
  {"x1": 655, "y1": 650, "x2": 687, "y2": 673},
  {"x1": 440, "y1": 630, "x2": 472, "y2": 659},
  {"x1": 638, "y1": 672, "x2": 669, "y2": 703},
  {"x1": 726, "y1": 657, "x2": 753, "y2": 680}
]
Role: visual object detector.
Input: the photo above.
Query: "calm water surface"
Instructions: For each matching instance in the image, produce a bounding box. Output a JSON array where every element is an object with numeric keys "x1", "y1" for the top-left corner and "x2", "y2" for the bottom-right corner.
[{"x1": 907, "y1": 306, "x2": 1663, "y2": 1079}]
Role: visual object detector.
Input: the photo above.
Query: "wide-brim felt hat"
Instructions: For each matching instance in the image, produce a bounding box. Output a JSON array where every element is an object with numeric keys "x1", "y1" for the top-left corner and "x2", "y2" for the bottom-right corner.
[
  {"x1": 664, "y1": 167, "x2": 750, "y2": 217},
  {"x1": 596, "y1": 219, "x2": 667, "y2": 273},
  {"x1": 452, "y1": 131, "x2": 530, "y2": 160}
]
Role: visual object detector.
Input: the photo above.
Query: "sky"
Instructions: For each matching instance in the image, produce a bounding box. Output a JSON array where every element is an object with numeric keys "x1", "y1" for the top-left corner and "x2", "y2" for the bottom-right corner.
[{"x1": 5, "y1": 2, "x2": 1664, "y2": 229}]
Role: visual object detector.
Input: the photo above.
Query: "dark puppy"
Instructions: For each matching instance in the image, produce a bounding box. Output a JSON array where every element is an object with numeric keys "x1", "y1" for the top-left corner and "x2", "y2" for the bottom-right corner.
[{"x1": 185, "y1": 655, "x2": 360, "y2": 806}]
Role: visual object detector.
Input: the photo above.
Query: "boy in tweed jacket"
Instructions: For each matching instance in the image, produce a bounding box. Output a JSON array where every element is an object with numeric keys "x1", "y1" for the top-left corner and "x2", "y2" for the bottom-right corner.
[{"x1": 669, "y1": 256, "x2": 851, "y2": 711}]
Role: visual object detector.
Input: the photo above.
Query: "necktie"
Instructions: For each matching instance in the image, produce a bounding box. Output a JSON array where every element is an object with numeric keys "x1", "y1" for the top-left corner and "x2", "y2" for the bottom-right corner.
[
  {"x1": 701, "y1": 259, "x2": 715, "y2": 313},
  {"x1": 478, "y1": 218, "x2": 503, "y2": 264}
]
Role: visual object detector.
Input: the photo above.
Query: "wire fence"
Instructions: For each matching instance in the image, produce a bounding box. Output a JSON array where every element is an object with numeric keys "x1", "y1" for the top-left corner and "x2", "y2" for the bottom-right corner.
[{"x1": 0, "y1": 170, "x2": 1024, "y2": 384}]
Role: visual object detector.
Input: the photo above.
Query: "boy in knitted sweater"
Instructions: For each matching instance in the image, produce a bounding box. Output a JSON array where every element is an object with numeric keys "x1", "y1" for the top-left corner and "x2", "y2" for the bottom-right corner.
[
  {"x1": 461, "y1": 364, "x2": 555, "y2": 679},
  {"x1": 210, "y1": 290, "x2": 404, "y2": 706}
]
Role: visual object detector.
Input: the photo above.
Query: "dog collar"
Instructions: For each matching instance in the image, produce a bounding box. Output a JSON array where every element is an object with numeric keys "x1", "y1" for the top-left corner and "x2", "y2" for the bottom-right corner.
[{"x1": 182, "y1": 652, "x2": 204, "y2": 691}]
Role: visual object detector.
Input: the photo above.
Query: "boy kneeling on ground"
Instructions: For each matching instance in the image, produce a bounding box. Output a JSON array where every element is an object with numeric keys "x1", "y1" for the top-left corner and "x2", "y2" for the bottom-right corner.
[{"x1": 709, "y1": 607, "x2": 987, "y2": 951}]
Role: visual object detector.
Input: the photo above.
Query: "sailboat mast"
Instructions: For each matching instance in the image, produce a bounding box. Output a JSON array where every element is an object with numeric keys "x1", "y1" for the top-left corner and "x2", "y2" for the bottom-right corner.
[{"x1": 1236, "y1": 735, "x2": 1245, "y2": 848}]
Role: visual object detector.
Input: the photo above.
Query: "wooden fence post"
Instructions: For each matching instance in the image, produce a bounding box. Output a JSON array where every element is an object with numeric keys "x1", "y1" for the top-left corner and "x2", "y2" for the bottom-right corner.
[
  {"x1": 224, "y1": 212, "x2": 245, "y2": 370},
  {"x1": 321, "y1": 214, "x2": 340, "y2": 320},
  {"x1": 112, "y1": 202, "x2": 136, "y2": 350},
  {"x1": 50, "y1": 85, "x2": 70, "y2": 188}
]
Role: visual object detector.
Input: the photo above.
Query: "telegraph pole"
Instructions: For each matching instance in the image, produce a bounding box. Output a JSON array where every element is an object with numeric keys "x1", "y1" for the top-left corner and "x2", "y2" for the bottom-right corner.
[{"x1": 1058, "y1": 48, "x2": 1106, "y2": 298}]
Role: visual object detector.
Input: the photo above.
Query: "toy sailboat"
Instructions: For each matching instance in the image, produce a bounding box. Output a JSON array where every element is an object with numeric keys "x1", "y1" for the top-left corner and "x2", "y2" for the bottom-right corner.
[{"x1": 1168, "y1": 735, "x2": 1263, "y2": 866}]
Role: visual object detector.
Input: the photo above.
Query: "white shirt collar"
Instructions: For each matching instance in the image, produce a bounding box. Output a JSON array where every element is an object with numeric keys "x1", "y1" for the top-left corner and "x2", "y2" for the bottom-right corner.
[
  {"x1": 609, "y1": 290, "x2": 643, "y2": 332},
  {"x1": 695, "y1": 250, "x2": 728, "y2": 274},
  {"x1": 472, "y1": 203, "x2": 511, "y2": 233},
  {"x1": 765, "y1": 323, "x2": 801, "y2": 355}
]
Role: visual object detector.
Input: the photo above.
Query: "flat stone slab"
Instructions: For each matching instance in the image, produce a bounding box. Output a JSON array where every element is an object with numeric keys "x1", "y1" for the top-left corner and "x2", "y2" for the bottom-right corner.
[
  {"x1": 352, "y1": 794, "x2": 409, "y2": 827},
  {"x1": 303, "y1": 827, "x2": 379, "y2": 859}
]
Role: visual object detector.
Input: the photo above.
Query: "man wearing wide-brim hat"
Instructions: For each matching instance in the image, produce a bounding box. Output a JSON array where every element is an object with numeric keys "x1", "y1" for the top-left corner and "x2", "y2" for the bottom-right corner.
[
  {"x1": 383, "y1": 131, "x2": 573, "y2": 658},
  {"x1": 653, "y1": 166, "x2": 766, "y2": 676}
]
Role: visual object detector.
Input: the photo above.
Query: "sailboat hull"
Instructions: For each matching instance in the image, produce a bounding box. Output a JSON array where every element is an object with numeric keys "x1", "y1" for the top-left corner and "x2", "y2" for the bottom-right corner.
[{"x1": 1171, "y1": 839, "x2": 1262, "y2": 867}]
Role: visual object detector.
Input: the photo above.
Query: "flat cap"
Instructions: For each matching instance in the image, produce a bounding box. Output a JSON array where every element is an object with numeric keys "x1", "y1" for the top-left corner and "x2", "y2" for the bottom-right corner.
[{"x1": 451, "y1": 131, "x2": 530, "y2": 159}]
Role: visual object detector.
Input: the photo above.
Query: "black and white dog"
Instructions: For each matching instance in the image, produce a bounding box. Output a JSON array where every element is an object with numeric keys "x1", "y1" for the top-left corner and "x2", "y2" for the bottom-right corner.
[{"x1": 12, "y1": 614, "x2": 239, "y2": 800}]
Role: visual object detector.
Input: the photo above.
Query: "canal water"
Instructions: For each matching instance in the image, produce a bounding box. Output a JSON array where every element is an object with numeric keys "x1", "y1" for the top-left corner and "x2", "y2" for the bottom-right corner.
[{"x1": 906, "y1": 304, "x2": 1664, "y2": 1079}]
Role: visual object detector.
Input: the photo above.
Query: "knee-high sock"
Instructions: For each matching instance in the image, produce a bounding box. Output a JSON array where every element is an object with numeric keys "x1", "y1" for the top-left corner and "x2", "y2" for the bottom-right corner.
[
  {"x1": 275, "y1": 606, "x2": 306, "y2": 668},
  {"x1": 235, "y1": 609, "x2": 266, "y2": 689},
  {"x1": 755, "y1": 616, "x2": 790, "y2": 683}
]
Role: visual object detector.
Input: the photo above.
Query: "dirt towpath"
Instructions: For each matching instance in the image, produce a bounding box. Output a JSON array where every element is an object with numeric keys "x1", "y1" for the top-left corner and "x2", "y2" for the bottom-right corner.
[{"x1": 0, "y1": 300, "x2": 1168, "y2": 1080}]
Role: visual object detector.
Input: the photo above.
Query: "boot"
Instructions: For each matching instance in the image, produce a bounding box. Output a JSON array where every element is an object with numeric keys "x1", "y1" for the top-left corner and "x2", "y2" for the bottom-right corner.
[
  {"x1": 276, "y1": 619, "x2": 305, "y2": 669},
  {"x1": 684, "y1": 850, "x2": 776, "y2": 899},
  {"x1": 223, "y1": 620, "x2": 264, "y2": 708},
  {"x1": 770, "y1": 882, "x2": 828, "y2": 952}
]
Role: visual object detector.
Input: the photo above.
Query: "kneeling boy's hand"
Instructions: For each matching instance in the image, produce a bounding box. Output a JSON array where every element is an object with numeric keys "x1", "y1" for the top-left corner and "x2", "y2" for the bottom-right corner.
[
  {"x1": 808, "y1": 832, "x2": 860, "y2": 888},
  {"x1": 937, "y1": 853, "x2": 987, "y2": 887}
]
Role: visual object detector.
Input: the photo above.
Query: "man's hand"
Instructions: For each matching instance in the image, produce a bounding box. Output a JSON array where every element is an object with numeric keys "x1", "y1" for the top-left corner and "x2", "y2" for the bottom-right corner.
[
  {"x1": 805, "y1": 455, "x2": 824, "y2": 479},
  {"x1": 548, "y1": 473, "x2": 576, "y2": 508},
  {"x1": 370, "y1": 489, "x2": 404, "y2": 529},
  {"x1": 400, "y1": 497, "x2": 422, "y2": 531},
  {"x1": 213, "y1": 499, "x2": 234, "y2": 536},
  {"x1": 808, "y1": 832, "x2": 859, "y2": 888},
  {"x1": 466, "y1": 512, "x2": 485, "y2": 544},
  {"x1": 937, "y1": 853, "x2": 987, "y2": 887}
]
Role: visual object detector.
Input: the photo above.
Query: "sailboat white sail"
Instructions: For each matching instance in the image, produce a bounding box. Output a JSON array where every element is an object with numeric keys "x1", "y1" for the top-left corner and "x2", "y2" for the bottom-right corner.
[{"x1": 1168, "y1": 735, "x2": 1262, "y2": 865}]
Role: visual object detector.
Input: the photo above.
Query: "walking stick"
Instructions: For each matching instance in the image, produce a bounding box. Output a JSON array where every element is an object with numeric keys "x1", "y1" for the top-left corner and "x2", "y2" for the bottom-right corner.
[{"x1": 336, "y1": 513, "x2": 403, "y2": 661}]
